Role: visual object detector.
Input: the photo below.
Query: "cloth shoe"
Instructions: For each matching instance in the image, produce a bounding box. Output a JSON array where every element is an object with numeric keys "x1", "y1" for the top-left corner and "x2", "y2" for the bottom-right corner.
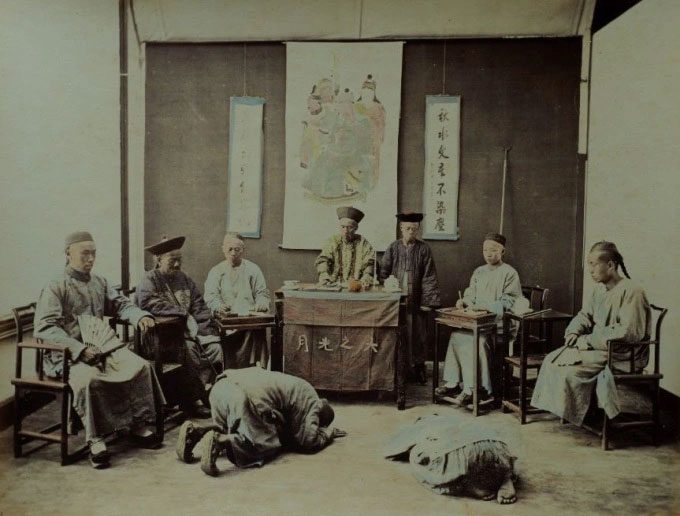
[
  {"x1": 434, "y1": 385, "x2": 462, "y2": 398},
  {"x1": 200, "y1": 430, "x2": 221, "y2": 477},
  {"x1": 130, "y1": 425, "x2": 162, "y2": 449},
  {"x1": 89, "y1": 439, "x2": 110, "y2": 469},
  {"x1": 176, "y1": 421, "x2": 209, "y2": 463}
]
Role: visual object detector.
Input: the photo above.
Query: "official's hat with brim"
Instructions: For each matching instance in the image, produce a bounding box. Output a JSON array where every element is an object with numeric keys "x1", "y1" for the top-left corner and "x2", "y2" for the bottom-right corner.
[
  {"x1": 396, "y1": 212, "x2": 423, "y2": 223},
  {"x1": 336, "y1": 206, "x2": 364, "y2": 224},
  {"x1": 144, "y1": 236, "x2": 185, "y2": 256}
]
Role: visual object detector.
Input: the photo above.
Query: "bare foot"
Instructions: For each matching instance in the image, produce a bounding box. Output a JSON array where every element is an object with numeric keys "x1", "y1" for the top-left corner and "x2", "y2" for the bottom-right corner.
[
  {"x1": 496, "y1": 475, "x2": 517, "y2": 504},
  {"x1": 469, "y1": 485, "x2": 495, "y2": 501}
]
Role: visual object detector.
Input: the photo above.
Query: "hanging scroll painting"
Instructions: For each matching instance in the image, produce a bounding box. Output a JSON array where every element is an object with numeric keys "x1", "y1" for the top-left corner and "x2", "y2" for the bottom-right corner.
[
  {"x1": 283, "y1": 42, "x2": 403, "y2": 251},
  {"x1": 226, "y1": 96, "x2": 265, "y2": 238},
  {"x1": 423, "y1": 95, "x2": 461, "y2": 240}
]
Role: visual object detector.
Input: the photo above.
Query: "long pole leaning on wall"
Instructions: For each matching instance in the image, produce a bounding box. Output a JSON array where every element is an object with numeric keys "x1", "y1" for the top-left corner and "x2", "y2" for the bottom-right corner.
[{"x1": 119, "y1": 0, "x2": 130, "y2": 293}]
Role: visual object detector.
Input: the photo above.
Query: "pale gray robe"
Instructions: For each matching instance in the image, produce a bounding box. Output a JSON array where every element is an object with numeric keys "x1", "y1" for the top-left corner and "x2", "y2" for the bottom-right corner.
[
  {"x1": 442, "y1": 263, "x2": 522, "y2": 394},
  {"x1": 531, "y1": 279, "x2": 650, "y2": 425},
  {"x1": 385, "y1": 415, "x2": 516, "y2": 498},
  {"x1": 204, "y1": 259, "x2": 270, "y2": 368},
  {"x1": 34, "y1": 267, "x2": 164, "y2": 442}
]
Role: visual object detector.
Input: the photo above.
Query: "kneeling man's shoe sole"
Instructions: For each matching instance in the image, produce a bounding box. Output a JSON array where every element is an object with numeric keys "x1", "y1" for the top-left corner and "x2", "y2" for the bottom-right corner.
[
  {"x1": 200, "y1": 430, "x2": 220, "y2": 477},
  {"x1": 177, "y1": 421, "x2": 204, "y2": 463}
]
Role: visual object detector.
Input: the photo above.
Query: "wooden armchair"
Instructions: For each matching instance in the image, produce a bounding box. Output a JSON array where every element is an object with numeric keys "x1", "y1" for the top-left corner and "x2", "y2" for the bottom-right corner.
[
  {"x1": 115, "y1": 286, "x2": 185, "y2": 431},
  {"x1": 601, "y1": 304, "x2": 668, "y2": 450},
  {"x1": 12, "y1": 302, "x2": 164, "y2": 464},
  {"x1": 11, "y1": 303, "x2": 86, "y2": 465}
]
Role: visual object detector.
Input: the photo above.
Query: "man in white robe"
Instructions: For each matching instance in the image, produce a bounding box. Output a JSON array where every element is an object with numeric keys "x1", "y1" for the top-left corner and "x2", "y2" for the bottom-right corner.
[
  {"x1": 204, "y1": 233, "x2": 270, "y2": 368},
  {"x1": 34, "y1": 231, "x2": 164, "y2": 468},
  {"x1": 531, "y1": 241, "x2": 650, "y2": 426},
  {"x1": 436, "y1": 233, "x2": 522, "y2": 408}
]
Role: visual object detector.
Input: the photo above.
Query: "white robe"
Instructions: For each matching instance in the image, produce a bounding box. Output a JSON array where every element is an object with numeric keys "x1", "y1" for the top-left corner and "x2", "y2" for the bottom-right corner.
[
  {"x1": 204, "y1": 259, "x2": 270, "y2": 368},
  {"x1": 441, "y1": 263, "x2": 522, "y2": 394}
]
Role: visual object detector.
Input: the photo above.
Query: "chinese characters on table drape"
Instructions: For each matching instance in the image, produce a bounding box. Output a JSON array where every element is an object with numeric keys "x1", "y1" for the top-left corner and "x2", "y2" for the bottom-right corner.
[
  {"x1": 423, "y1": 96, "x2": 461, "y2": 240},
  {"x1": 226, "y1": 96, "x2": 265, "y2": 238}
]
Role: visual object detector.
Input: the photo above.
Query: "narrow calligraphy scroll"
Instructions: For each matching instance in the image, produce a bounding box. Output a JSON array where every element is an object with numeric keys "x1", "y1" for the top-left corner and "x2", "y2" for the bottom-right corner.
[
  {"x1": 227, "y1": 96, "x2": 265, "y2": 238},
  {"x1": 423, "y1": 95, "x2": 461, "y2": 240}
]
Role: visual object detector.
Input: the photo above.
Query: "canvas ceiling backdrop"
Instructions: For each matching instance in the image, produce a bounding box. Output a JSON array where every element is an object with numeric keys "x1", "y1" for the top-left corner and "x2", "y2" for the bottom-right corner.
[
  {"x1": 144, "y1": 39, "x2": 582, "y2": 324},
  {"x1": 283, "y1": 42, "x2": 403, "y2": 251}
]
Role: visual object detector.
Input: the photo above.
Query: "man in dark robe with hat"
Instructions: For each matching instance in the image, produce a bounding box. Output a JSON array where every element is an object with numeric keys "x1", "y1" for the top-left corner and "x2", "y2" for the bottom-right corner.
[
  {"x1": 136, "y1": 236, "x2": 223, "y2": 417},
  {"x1": 435, "y1": 232, "x2": 522, "y2": 408},
  {"x1": 175, "y1": 367, "x2": 347, "y2": 476},
  {"x1": 34, "y1": 231, "x2": 164, "y2": 468},
  {"x1": 380, "y1": 212, "x2": 442, "y2": 384},
  {"x1": 315, "y1": 206, "x2": 375, "y2": 286}
]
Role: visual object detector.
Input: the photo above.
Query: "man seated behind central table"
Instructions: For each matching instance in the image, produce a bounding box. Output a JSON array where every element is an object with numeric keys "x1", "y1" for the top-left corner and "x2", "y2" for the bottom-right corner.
[
  {"x1": 204, "y1": 233, "x2": 271, "y2": 369},
  {"x1": 315, "y1": 206, "x2": 375, "y2": 287}
]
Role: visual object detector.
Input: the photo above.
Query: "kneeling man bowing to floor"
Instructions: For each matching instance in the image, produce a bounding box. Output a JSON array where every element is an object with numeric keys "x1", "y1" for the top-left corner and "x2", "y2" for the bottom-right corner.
[{"x1": 176, "y1": 368, "x2": 346, "y2": 475}]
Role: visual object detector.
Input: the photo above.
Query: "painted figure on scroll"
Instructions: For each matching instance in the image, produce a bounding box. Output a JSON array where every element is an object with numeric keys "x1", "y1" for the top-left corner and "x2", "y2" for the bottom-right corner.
[{"x1": 299, "y1": 75, "x2": 385, "y2": 201}]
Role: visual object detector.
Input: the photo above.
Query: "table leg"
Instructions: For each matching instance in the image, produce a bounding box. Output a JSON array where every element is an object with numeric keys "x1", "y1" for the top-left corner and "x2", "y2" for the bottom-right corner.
[
  {"x1": 433, "y1": 321, "x2": 439, "y2": 403},
  {"x1": 519, "y1": 322, "x2": 527, "y2": 424},
  {"x1": 473, "y1": 326, "x2": 479, "y2": 417},
  {"x1": 397, "y1": 325, "x2": 405, "y2": 410}
]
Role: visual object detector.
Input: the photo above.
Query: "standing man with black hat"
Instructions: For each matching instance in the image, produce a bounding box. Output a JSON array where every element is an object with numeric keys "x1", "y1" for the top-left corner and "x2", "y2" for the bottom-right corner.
[
  {"x1": 435, "y1": 232, "x2": 522, "y2": 408},
  {"x1": 34, "y1": 231, "x2": 164, "y2": 468},
  {"x1": 380, "y1": 212, "x2": 442, "y2": 384},
  {"x1": 136, "y1": 236, "x2": 223, "y2": 417},
  {"x1": 315, "y1": 206, "x2": 375, "y2": 287}
]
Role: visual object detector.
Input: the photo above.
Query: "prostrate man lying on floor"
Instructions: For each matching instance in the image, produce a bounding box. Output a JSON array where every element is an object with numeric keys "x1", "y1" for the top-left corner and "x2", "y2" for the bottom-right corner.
[
  {"x1": 385, "y1": 414, "x2": 518, "y2": 504},
  {"x1": 34, "y1": 231, "x2": 164, "y2": 469},
  {"x1": 176, "y1": 367, "x2": 347, "y2": 476}
]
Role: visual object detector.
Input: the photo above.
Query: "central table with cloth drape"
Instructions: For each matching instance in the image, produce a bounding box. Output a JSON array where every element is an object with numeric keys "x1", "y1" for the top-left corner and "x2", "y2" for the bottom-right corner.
[{"x1": 277, "y1": 287, "x2": 406, "y2": 409}]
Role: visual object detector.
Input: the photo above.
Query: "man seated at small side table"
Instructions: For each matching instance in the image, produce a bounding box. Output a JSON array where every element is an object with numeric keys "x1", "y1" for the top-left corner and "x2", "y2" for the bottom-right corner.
[{"x1": 204, "y1": 233, "x2": 270, "y2": 368}]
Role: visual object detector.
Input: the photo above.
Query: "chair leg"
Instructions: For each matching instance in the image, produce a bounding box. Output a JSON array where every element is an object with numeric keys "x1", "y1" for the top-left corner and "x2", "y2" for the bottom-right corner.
[
  {"x1": 653, "y1": 382, "x2": 661, "y2": 447},
  {"x1": 13, "y1": 388, "x2": 23, "y2": 458},
  {"x1": 60, "y1": 391, "x2": 70, "y2": 466},
  {"x1": 602, "y1": 411, "x2": 609, "y2": 451}
]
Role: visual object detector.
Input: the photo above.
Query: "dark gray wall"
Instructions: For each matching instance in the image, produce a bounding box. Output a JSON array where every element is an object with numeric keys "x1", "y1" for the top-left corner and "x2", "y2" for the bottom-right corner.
[{"x1": 145, "y1": 38, "x2": 582, "y2": 313}]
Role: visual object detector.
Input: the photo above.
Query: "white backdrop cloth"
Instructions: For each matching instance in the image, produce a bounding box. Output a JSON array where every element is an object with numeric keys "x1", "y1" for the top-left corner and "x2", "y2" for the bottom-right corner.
[{"x1": 283, "y1": 42, "x2": 403, "y2": 250}]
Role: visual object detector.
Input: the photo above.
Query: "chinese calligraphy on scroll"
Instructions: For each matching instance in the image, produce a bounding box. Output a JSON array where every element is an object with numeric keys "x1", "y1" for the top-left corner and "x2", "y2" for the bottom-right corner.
[
  {"x1": 226, "y1": 96, "x2": 265, "y2": 238},
  {"x1": 423, "y1": 96, "x2": 461, "y2": 240}
]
